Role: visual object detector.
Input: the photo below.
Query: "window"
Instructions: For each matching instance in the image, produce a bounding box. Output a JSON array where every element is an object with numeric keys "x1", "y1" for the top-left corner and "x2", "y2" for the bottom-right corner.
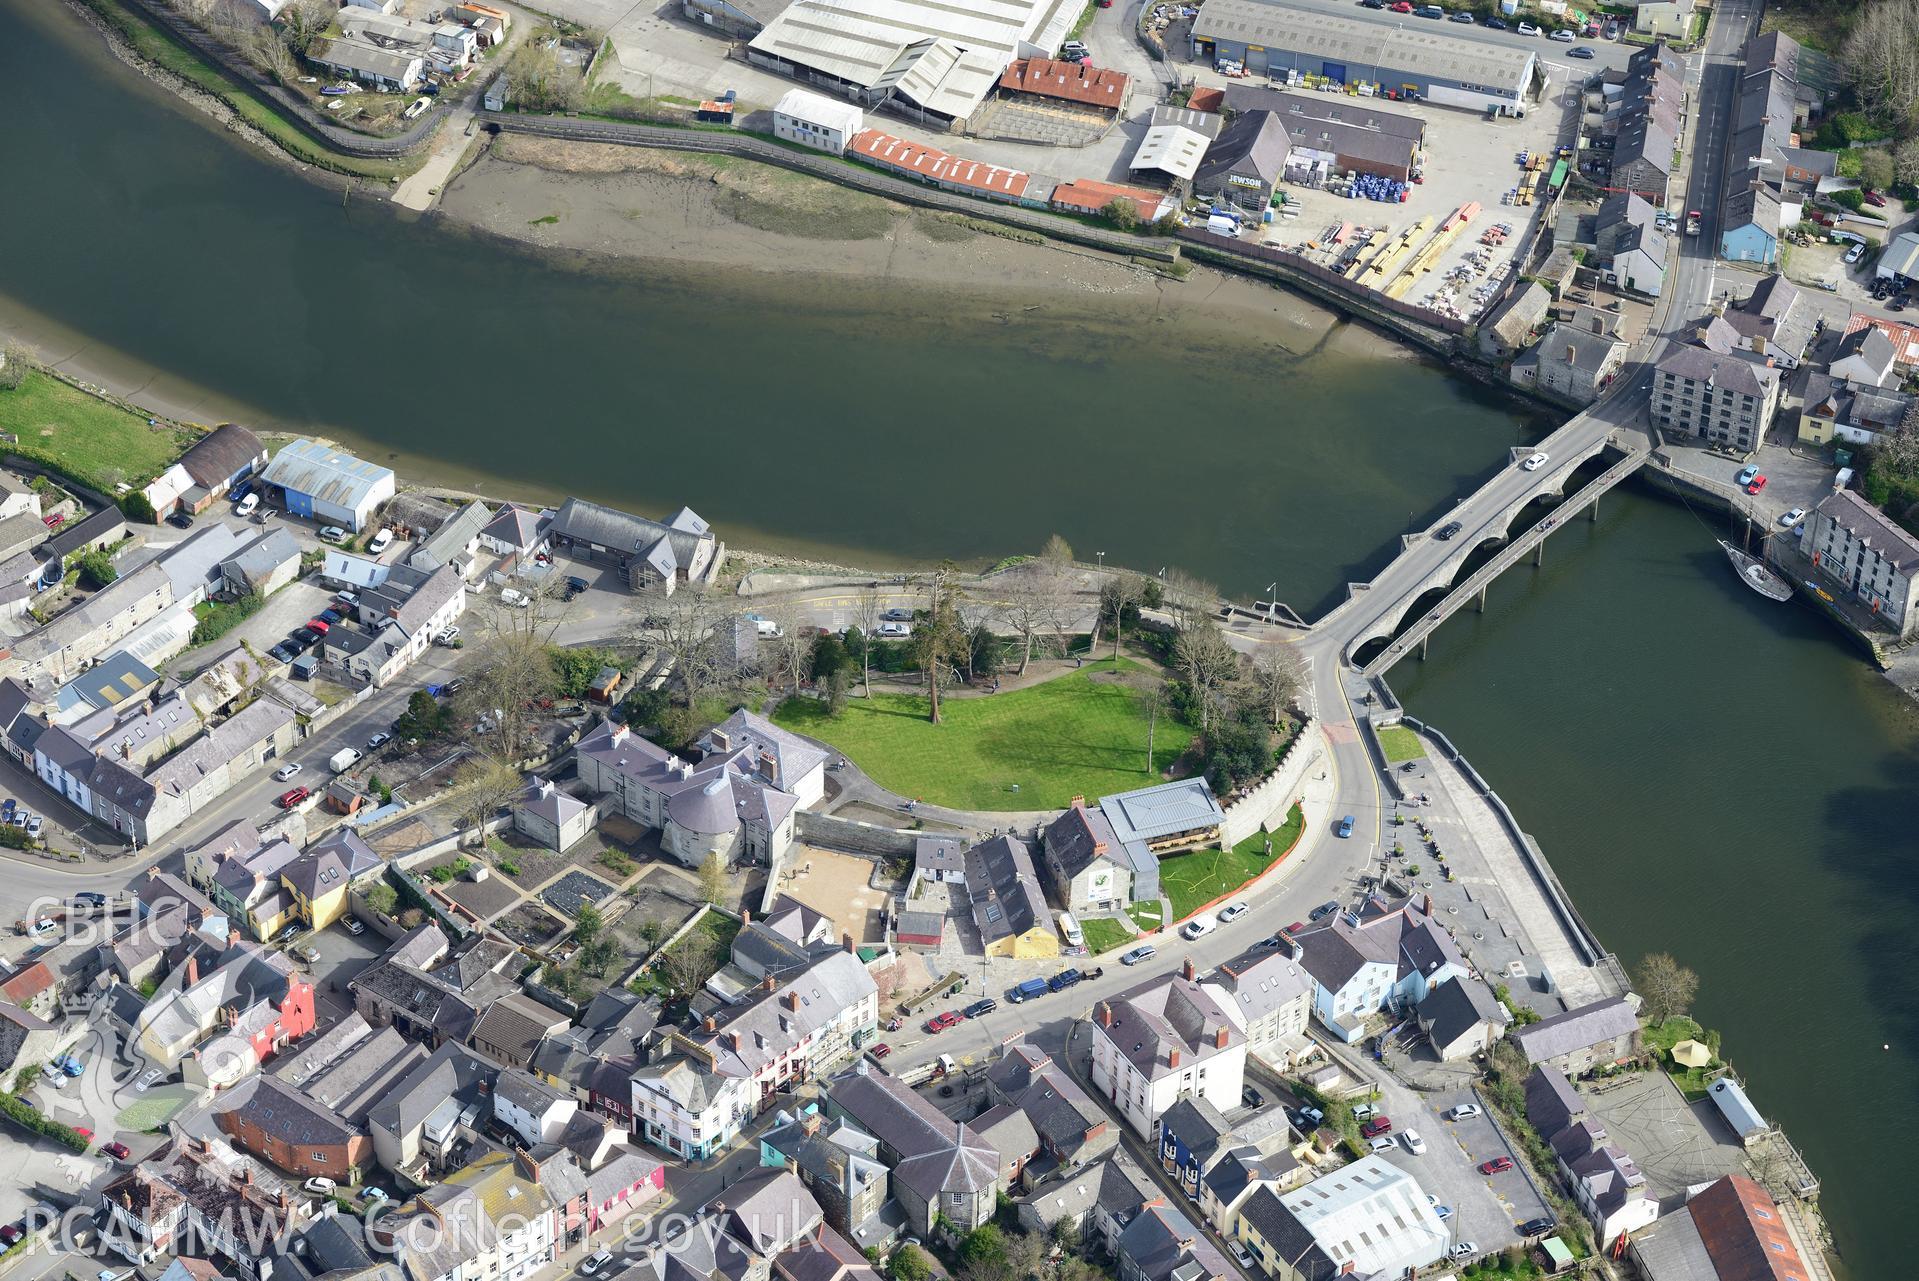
[{"x1": 311, "y1": 1152, "x2": 328, "y2": 1163}]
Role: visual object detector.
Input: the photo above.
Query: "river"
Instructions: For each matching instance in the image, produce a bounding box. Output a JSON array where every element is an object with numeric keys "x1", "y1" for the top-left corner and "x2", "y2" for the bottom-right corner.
[{"x1": 6, "y1": 3, "x2": 1914, "y2": 1277}]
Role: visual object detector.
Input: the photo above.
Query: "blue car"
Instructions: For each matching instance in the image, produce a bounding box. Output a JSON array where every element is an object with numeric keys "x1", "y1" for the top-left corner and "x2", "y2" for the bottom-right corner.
[{"x1": 1337, "y1": 815, "x2": 1356, "y2": 838}]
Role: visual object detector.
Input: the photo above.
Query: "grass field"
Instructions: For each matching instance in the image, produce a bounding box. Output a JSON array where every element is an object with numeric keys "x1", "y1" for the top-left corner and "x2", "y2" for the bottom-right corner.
[
  {"x1": 1126, "y1": 901, "x2": 1163, "y2": 933},
  {"x1": 1375, "y1": 725, "x2": 1425, "y2": 763},
  {"x1": 772, "y1": 658, "x2": 1194, "y2": 811},
  {"x1": 1080, "y1": 917, "x2": 1134, "y2": 955},
  {"x1": 1159, "y1": 804, "x2": 1307, "y2": 921},
  {"x1": 0, "y1": 371, "x2": 195, "y2": 492}
]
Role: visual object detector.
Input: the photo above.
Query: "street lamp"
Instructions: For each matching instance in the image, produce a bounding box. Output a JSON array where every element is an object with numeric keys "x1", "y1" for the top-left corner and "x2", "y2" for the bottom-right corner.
[{"x1": 1096, "y1": 551, "x2": 1106, "y2": 571}]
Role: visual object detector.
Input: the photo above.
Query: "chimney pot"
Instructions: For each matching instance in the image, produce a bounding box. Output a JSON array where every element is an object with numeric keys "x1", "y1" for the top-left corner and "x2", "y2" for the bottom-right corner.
[{"x1": 740, "y1": 909, "x2": 751, "y2": 924}]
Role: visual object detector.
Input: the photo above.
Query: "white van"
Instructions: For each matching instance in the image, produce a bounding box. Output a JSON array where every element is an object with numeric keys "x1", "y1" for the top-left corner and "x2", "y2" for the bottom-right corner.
[
  {"x1": 1058, "y1": 912, "x2": 1084, "y2": 949},
  {"x1": 233, "y1": 492, "x2": 259, "y2": 517}
]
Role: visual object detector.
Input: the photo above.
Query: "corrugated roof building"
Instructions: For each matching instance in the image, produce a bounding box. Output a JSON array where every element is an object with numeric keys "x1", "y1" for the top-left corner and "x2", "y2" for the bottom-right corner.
[{"x1": 260, "y1": 440, "x2": 396, "y2": 533}]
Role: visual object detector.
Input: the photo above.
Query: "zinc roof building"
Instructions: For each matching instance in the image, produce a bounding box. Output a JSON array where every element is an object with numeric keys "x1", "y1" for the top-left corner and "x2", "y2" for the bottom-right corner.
[
  {"x1": 260, "y1": 440, "x2": 396, "y2": 533},
  {"x1": 747, "y1": 0, "x2": 1082, "y2": 129},
  {"x1": 1192, "y1": 0, "x2": 1537, "y2": 115}
]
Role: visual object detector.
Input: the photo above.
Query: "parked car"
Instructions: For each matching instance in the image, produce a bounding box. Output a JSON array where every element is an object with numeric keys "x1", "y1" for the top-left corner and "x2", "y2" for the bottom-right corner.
[
  {"x1": 1452, "y1": 1242, "x2": 1480, "y2": 1260},
  {"x1": 367, "y1": 731, "x2": 392, "y2": 750},
  {"x1": 1549, "y1": 27, "x2": 1574, "y2": 40},
  {"x1": 1516, "y1": 20, "x2": 1540, "y2": 33},
  {"x1": 564, "y1": 575, "x2": 590, "y2": 600},
  {"x1": 1241, "y1": 1086, "x2": 1263, "y2": 1109},
  {"x1": 361, "y1": 1188, "x2": 389, "y2": 1204},
  {"x1": 881, "y1": 607, "x2": 912, "y2": 621},
  {"x1": 1368, "y1": 1135, "x2": 1395, "y2": 1153},
  {"x1": 1518, "y1": 1217, "x2": 1555, "y2": 1237},
  {"x1": 1449, "y1": 10, "x2": 1473, "y2": 20},
  {"x1": 1309, "y1": 900, "x2": 1340, "y2": 921},
  {"x1": 268, "y1": 643, "x2": 296, "y2": 663},
  {"x1": 1401, "y1": 1130, "x2": 1427, "y2": 1154},
  {"x1": 1413, "y1": 4, "x2": 1443, "y2": 16},
  {"x1": 1389, "y1": 1, "x2": 1412, "y2": 11},
  {"x1": 1735, "y1": 465, "x2": 1760, "y2": 487},
  {"x1": 580, "y1": 1252, "x2": 615, "y2": 1277},
  {"x1": 74, "y1": 891, "x2": 107, "y2": 907},
  {"x1": 297, "y1": 945, "x2": 321, "y2": 964},
  {"x1": 1047, "y1": 968, "x2": 1083, "y2": 992},
  {"x1": 964, "y1": 999, "x2": 998, "y2": 1018},
  {"x1": 277, "y1": 785, "x2": 311, "y2": 809},
  {"x1": 1218, "y1": 901, "x2": 1249, "y2": 923},
  {"x1": 1745, "y1": 473, "x2": 1768, "y2": 495},
  {"x1": 868, "y1": 1043, "x2": 891, "y2": 1059},
  {"x1": 1567, "y1": 45, "x2": 1594, "y2": 57},
  {"x1": 1435, "y1": 520, "x2": 1463, "y2": 540},
  {"x1": 1181, "y1": 917, "x2": 1217, "y2": 940},
  {"x1": 1336, "y1": 814, "x2": 1355, "y2": 837},
  {"x1": 1447, "y1": 1104, "x2": 1482, "y2": 1121},
  {"x1": 1864, "y1": 189, "x2": 1889, "y2": 207},
  {"x1": 72, "y1": 1127, "x2": 92, "y2": 1142},
  {"x1": 1484, "y1": 16, "x2": 1506, "y2": 27},
  {"x1": 103, "y1": 1142, "x2": 130, "y2": 1160},
  {"x1": 1360, "y1": 1117, "x2": 1393, "y2": 1138},
  {"x1": 0, "y1": 1225, "x2": 22, "y2": 1246},
  {"x1": 436, "y1": 627, "x2": 461, "y2": 647},
  {"x1": 1009, "y1": 977, "x2": 1050, "y2": 1003},
  {"x1": 1359, "y1": 0, "x2": 1387, "y2": 7},
  {"x1": 336, "y1": 590, "x2": 359, "y2": 607},
  {"x1": 1845, "y1": 242, "x2": 1867, "y2": 265},
  {"x1": 877, "y1": 622, "x2": 911, "y2": 638},
  {"x1": 1522, "y1": 451, "x2": 1550, "y2": 471},
  {"x1": 1427, "y1": 1195, "x2": 1452, "y2": 1220},
  {"x1": 1780, "y1": 507, "x2": 1806, "y2": 527},
  {"x1": 135, "y1": 1068, "x2": 163, "y2": 1092},
  {"x1": 1285, "y1": 920, "x2": 1307, "y2": 935},
  {"x1": 367, "y1": 528, "x2": 394, "y2": 554},
  {"x1": 165, "y1": 510, "x2": 194, "y2": 530},
  {"x1": 924, "y1": 1011, "x2": 962, "y2": 1033},
  {"x1": 343, "y1": 917, "x2": 365, "y2": 935},
  {"x1": 304, "y1": 1177, "x2": 338, "y2": 1196},
  {"x1": 25, "y1": 815, "x2": 42, "y2": 838},
  {"x1": 318, "y1": 526, "x2": 348, "y2": 543},
  {"x1": 1120, "y1": 944, "x2": 1156, "y2": 965},
  {"x1": 1479, "y1": 1157, "x2": 1515, "y2": 1174},
  {"x1": 319, "y1": 608, "x2": 344, "y2": 625},
  {"x1": 291, "y1": 626, "x2": 320, "y2": 649},
  {"x1": 274, "y1": 763, "x2": 303, "y2": 782}
]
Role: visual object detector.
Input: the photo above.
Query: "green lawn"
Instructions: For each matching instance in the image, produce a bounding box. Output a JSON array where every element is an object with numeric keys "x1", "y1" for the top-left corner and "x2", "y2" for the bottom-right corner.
[
  {"x1": 1642, "y1": 1015, "x2": 1723, "y2": 1100},
  {"x1": 1126, "y1": 900, "x2": 1164, "y2": 933},
  {"x1": 1080, "y1": 917, "x2": 1134, "y2": 955},
  {"x1": 1159, "y1": 804, "x2": 1306, "y2": 921},
  {"x1": 1375, "y1": 725, "x2": 1425, "y2": 764},
  {"x1": 772, "y1": 659, "x2": 1193, "y2": 811},
  {"x1": 0, "y1": 371, "x2": 195, "y2": 493},
  {"x1": 626, "y1": 909, "x2": 740, "y2": 997}
]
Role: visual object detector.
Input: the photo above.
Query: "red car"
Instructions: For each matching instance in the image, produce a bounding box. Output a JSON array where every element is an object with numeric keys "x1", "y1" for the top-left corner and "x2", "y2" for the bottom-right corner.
[
  {"x1": 1360, "y1": 1117, "x2": 1393, "y2": 1139},
  {"x1": 308, "y1": 618, "x2": 330, "y2": 634},
  {"x1": 41, "y1": 514, "x2": 64, "y2": 529},
  {"x1": 1745, "y1": 474, "x2": 1767, "y2": 495},
  {"x1": 1390, "y1": 1, "x2": 1413, "y2": 9},
  {"x1": 1864, "y1": 189, "x2": 1889, "y2": 207},
  {"x1": 104, "y1": 1141, "x2": 131, "y2": 1160},
  {"x1": 278, "y1": 785, "x2": 311, "y2": 809},
  {"x1": 869, "y1": 1044, "x2": 892, "y2": 1059},
  {"x1": 72, "y1": 1127, "x2": 93, "y2": 1142},
  {"x1": 1479, "y1": 1157, "x2": 1515, "y2": 1174},
  {"x1": 0, "y1": 1225, "x2": 23, "y2": 1246},
  {"x1": 924, "y1": 1011, "x2": 962, "y2": 1033},
  {"x1": 1286, "y1": 921, "x2": 1307, "y2": 935}
]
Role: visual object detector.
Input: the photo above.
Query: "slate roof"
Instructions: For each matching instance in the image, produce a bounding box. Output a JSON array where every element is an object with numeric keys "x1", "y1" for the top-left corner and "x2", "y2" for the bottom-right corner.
[
  {"x1": 1813, "y1": 489, "x2": 1919, "y2": 574},
  {"x1": 409, "y1": 500, "x2": 491, "y2": 572},
  {"x1": 1655, "y1": 344, "x2": 1780, "y2": 398},
  {"x1": 1416, "y1": 976, "x2": 1507, "y2": 1048},
  {"x1": 827, "y1": 1065, "x2": 997, "y2": 1203},
  {"x1": 550, "y1": 497, "x2": 713, "y2": 571},
  {"x1": 701, "y1": 709, "x2": 827, "y2": 792},
  {"x1": 962, "y1": 835, "x2": 1050, "y2": 945},
  {"x1": 1116, "y1": 1200, "x2": 1232, "y2": 1281},
  {"x1": 1513, "y1": 995, "x2": 1639, "y2": 1064},
  {"x1": 480, "y1": 504, "x2": 549, "y2": 553},
  {"x1": 219, "y1": 1074, "x2": 360, "y2": 1148},
  {"x1": 685, "y1": 950, "x2": 874, "y2": 1079},
  {"x1": 366, "y1": 1041, "x2": 498, "y2": 1137},
  {"x1": 1209, "y1": 948, "x2": 1313, "y2": 1024},
  {"x1": 1292, "y1": 896, "x2": 1464, "y2": 995},
  {"x1": 1093, "y1": 973, "x2": 1240, "y2": 1081},
  {"x1": 469, "y1": 992, "x2": 567, "y2": 1064},
  {"x1": 985, "y1": 1041, "x2": 1107, "y2": 1163},
  {"x1": 1042, "y1": 802, "x2": 1124, "y2": 882},
  {"x1": 1194, "y1": 109, "x2": 1290, "y2": 191}
]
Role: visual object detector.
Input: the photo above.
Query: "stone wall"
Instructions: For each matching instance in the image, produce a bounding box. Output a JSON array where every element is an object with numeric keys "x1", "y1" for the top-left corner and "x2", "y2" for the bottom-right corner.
[
  {"x1": 1219, "y1": 718, "x2": 1324, "y2": 848},
  {"x1": 795, "y1": 810, "x2": 924, "y2": 859}
]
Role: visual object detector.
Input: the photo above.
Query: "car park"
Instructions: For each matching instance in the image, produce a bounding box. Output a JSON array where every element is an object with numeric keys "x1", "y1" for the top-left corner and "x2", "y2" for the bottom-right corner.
[
  {"x1": 1780, "y1": 507, "x2": 1806, "y2": 526},
  {"x1": 1218, "y1": 902, "x2": 1249, "y2": 923},
  {"x1": 1120, "y1": 944, "x2": 1156, "y2": 965},
  {"x1": 924, "y1": 1011, "x2": 962, "y2": 1033},
  {"x1": 1479, "y1": 1156, "x2": 1514, "y2": 1174},
  {"x1": 274, "y1": 763, "x2": 303, "y2": 782},
  {"x1": 1435, "y1": 520, "x2": 1463, "y2": 540},
  {"x1": 1522, "y1": 452, "x2": 1550, "y2": 471},
  {"x1": 964, "y1": 998, "x2": 998, "y2": 1018}
]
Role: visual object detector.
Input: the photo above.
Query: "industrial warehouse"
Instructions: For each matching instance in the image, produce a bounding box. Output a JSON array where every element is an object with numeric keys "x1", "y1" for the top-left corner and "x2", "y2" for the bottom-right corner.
[{"x1": 1191, "y1": 0, "x2": 1539, "y2": 114}]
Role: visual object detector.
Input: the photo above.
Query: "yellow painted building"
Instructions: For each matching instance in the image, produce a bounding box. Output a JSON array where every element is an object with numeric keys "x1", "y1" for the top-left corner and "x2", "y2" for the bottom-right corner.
[
  {"x1": 965, "y1": 835, "x2": 1061, "y2": 960},
  {"x1": 279, "y1": 830, "x2": 384, "y2": 933}
]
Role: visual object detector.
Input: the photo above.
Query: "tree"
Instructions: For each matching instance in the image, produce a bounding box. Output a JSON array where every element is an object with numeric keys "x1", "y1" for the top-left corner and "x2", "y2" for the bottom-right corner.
[
  {"x1": 1096, "y1": 576, "x2": 1147, "y2": 662},
  {"x1": 1860, "y1": 147, "x2": 1897, "y2": 194},
  {"x1": 578, "y1": 936, "x2": 619, "y2": 976},
  {"x1": 394, "y1": 689, "x2": 450, "y2": 742},
  {"x1": 958, "y1": 1225, "x2": 1008, "y2": 1280},
  {"x1": 653, "y1": 931, "x2": 720, "y2": 999},
  {"x1": 1000, "y1": 1229, "x2": 1046, "y2": 1281},
  {"x1": 961, "y1": 620, "x2": 1003, "y2": 683},
  {"x1": 451, "y1": 757, "x2": 522, "y2": 843},
  {"x1": 1200, "y1": 707, "x2": 1275, "y2": 794},
  {"x1": 763, "y1": 598, "x2": 811, "y2": 698},
  {"x1": 1635, "y1": 951, "x2": 1699, "y2": 1024},
  {"x1": 457, "y1": 587, "x2": 565, "y2": 765},
  {"x1": 72, "y1": 550, "x2": 117, "y2": 590},
  {"x1": 996, "y1": 561, "x2": 1057, "y2": 677},
  {"x1": 914, "y1": 563, "x2": 967, "y2": 724},
  {"x1": 887, "y1": 1247, "x2": 931, "y2": 1281},
  {"x1": 1896, "y1": 137, "x2": 1919, "y2": 188},
  {"x1": 1121, "y1": 670, "x2": 1166, "y2": 775},
  {"x1": 1172, "y1": 620, "x2": 1239, "y2": 731},
  {"x1": 363, "y1": 882, "x2": 399, "y2": 918},
  {"x1": 634, "y1": 592, "x2": 731, "y2": 712},
  {"x1": 119, "y1": 490, "x2": 157, "y2": 524},
  {"x1": 1159, "y1": 567, "x2": 1217, "y2": 634},
  {"x1": 1246, "y1": 641, "x2": 1305, "y2": 729},
  {"x1": 698, "y1": 851, "x2": 728, "y2": 906},
  {"x1": 853, "y1": 586, "x2": 883, "y2": 696},
  {"x1": 1843, "y1": 0, "x2": 1919, "y2": 132},
  {"x1": 574, "y1": 903, "x2": 604, "y2": 945},
  {"x1": 505, "y1": 34, "x2": 585, "y2": 112},
  {"x1": 278, "y1": 0, "x2": 334, "y2": 56},
  {"x1": 1101, "y1": 198, "x2": 1140, "y2": 231}
]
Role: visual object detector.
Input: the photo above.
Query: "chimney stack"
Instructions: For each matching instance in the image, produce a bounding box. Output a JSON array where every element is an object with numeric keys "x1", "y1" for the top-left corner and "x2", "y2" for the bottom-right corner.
[
  {"x1": 762, "y1": 974, "x2": 777, "y2": 993},
  {"x1": 185, "y1": 955, "x2": 200, "y2": 987},
  {"x1": 1182, "y1": 959, "x2": 1195, "y2": 982},
  {"x1": 801, "y1": 1112, "x2": 822, "y2": 1137},
  {"x1": 1421, "y1": 893, "x2": 1435, "y2": 918},
  {"x1": 1097, "y1": 1002, "x2": 1113, "y2": 1028},
  {"x1": 740, "y1": 909, "x2": 751, "y2": 925},
  {"x1": 1214, "y1": 1027, "x2": 1229, "y2": 1049},
  {"x1": 229, "y1": 928, "x2": 242, "y2": 948},
  {"x1": 704, "y1": 1016, "x2": 718, "y2": 1033},
  {"x1": 784, "y1": 991, "x2": 801, "y2": 1011},
  {"x1": 1167, "y1": 1048, "x2": 1180, "y2": 1069},
  {"x1": 842, "y1": 933, "x2": 854, "y2": 954}
]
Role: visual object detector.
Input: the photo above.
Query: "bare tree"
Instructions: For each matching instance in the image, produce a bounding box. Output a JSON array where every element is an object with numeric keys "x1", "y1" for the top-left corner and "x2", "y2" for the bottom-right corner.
[
  {"x1": 1097, "y1": 576, "x2": 1147, "y2": 664},
  {"x1": 653, "y1": 930, "x2": 721, "y2": 999},
  {"x1": 1172, "y1": 621, "x2": 1239, "y2": 731},
  {"x1": 992, "y1": 565, "x2": 1050, "y2": 677},
  {"x1": 1897, "y1": 137, "x2": 1919, "y2": 188},
  {"x1": 278, "y1": 0, "x2": 333, "y2": 56},
  {"x1": 455, "y1": 586, "x2": 567, "y2": 765},
  {"x1": 1039, "y1": 534, "x2": 1074, "y2": 568},
  {"x1": 451, "y1": 757, "x2": 523, "y2": 845},
  {"x1": 854, "y1": 584, "x2": 883, "y2": 696},
  {"x1": 769, "y1": 598, "x2": 811, "y2": 699},
  {"x1": 634, "y1": 591, "x2": 731, "y2": 710},
  {"x1": 1246, "y1": 641, "x2": 1305, "y2": 729},
  {"x1": 1844, "y1": 0, "x2": 1919, "y2": 131},
  {"x1": 1160, "y1": 567, "x2": 1217, "y2": 634},
  {"x1": 1121, "y1": 670, "x2": 1167, "y2": 775},
  {"x1": 1635, "y1": 951, "x2": 1700, "y2": 1025}
]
